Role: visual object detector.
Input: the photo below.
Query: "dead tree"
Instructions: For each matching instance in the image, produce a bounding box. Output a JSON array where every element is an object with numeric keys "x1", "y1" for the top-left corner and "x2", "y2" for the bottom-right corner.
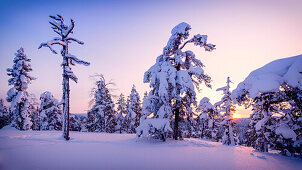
[{"x1": 39, "y1": 15, "x2": 90, "y2": 140}]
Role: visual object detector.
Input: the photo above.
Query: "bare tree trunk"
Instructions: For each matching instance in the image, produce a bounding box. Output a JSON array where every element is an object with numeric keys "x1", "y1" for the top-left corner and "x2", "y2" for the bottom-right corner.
[
  {"x1": 62, "y1": 44, "x2": 70, "y2": 141},
  {"x1": 62, "y1": 75, "x2": 70, "y2": 140},
  {"x1": 262, "y1": 102, "x2": 269, "y2": 152},
  {"x1": 173, "y1": 107, "x2": 180, "y2": 140},
  {"x1": 18, "y1": 102, "x2": 22, "y2": 130}
]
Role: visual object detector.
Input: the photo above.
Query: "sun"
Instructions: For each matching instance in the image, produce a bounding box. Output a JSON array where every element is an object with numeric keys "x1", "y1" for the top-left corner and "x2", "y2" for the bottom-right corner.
[{"x1": 232, "y1": 106, "x2": 251, "y2": 119}]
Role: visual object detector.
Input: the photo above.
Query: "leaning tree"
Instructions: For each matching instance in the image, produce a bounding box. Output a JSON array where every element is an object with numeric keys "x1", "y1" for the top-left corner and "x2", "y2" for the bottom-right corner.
[
  {"x1": 232, "y1": 55, "x2": 302, "y2": 154},
  {"x1": 39, "y1": 15, "x2": 90, "y2": 140},
  {"x1": 143, "y1": 22, "x2": 215, "y2": 140}
]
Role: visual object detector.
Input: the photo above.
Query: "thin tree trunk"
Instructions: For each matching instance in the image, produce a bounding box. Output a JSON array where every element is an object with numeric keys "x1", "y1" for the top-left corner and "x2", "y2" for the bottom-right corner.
[
  {"x1": 63, "y1": 75, "x2": 70, "y2": 140},
  {"x1": 18, "y1": 102, "x2": 22, "y2": 130},
  {"x1": 62, "y1": 44, "x2": 70, "y2": 141},
  {"x1": 262, "y1": 102, "x2": 269, "y2": 152},
  {"x1": 174, "y1": 64, "x2": 181, "y2": 140},
  {"x1": 173, "y1": 107, "x2": 180, "y2": 140}
]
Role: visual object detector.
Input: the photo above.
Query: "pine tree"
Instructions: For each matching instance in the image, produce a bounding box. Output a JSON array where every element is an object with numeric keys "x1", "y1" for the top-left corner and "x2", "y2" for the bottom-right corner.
[
  {"x1": 215, "y1": 77, "x2": 237, "y2": 145},
  {"x1": 0, "y1": 99, "x2": 8, "y2": 117},
  {"x1": 0, "y1": 99, "x2": 9, "y2": 129},
  {"x1": 197, "y1": 97, "x2": 218, "y2": 140},
  {"x1": 143, "y1": 22, "x2": 215, "y2": 140},
  {"x1": 143, "y1": 91, "x2": 148, "y2": 101},
  {"x1": 39, "y1": 91, "x2": 62, "y2": 130},
  {"x1": 87, "y1": 74, "x2": 116, "y2": 133},
  {"x1": 234, "y1": 89, "x2": 286, "y2": 152},
  {"x1": 232, "y1": 55, "x2": 302, "y2": 154},
  {"x1": 28, "y1": 94, "x2": 40, "y2": 130},
  {"x1": 69, "y1": 114, "x2": 85, "y2": 131},
  {"x1": 274, "y1": 86, "x2": 302, "y2": 156},
  {"x1": 39, "y1": 15, "x2": 90, "y2": 140},
  {"x1": 116, "y1": 93, "x2": 126, "y2": 133},
  {"x1": 245, "y1": 110, "x2": 262, "y2": 147},
  {"x1": 6, "y1": 48, "x2": 35, "y2": 130},
  {"x1": 124, "y1": 85, "x2": 142, "y2": 133}
]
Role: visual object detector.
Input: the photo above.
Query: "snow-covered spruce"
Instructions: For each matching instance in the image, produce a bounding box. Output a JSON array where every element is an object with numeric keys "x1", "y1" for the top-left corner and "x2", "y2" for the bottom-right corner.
[
  {"x1": 87, "y1": 74, "x2": 116, "y2": 133},
  {"x1": 197, "y1": 97, "x2": 219, "y2": 140},
  {"x1": 215, "y1": 77, "x2": 237, "y2": 145},
  {"x1": 0, "y1": 98, "x2": 10, "y2": 129},
  {"x1": 39, "y1": 91, "x2": 62, "y2": 131},
  {"x1": 142, "y1": 22, "x2": 215, "y2": 140},
  {"x1": 232, "y1": 55, "x2": 302, "y2": 155},
  {"x1": 0, "y1": 99, "x2": 8, "y2": 118},
  {"x1": 233, "y1": 118, "x2": 250, "y2": 145},
  {"x1": 136, "y1": 117, "x2": 173, "y2": 141},
  {"x1": 39, "y1": 15, "x2": 90, "y2": 140},
  {"x1": 115, "y1": 93, "x2": 126, "y2": 133},
  {"x1": 28, "y1": 94, "x2": 40, "y2": 130},
  {"x1": 124, "y1": 85, "x2": 142, "y2": 133},
  {"x1": 274, "y1": 87, "x2": 302, "y2": 156},
  {"x1": 6, "y1": 48, "x2": 35, "y2": 130},
  {"x1": 69, "y1": 114, "x2": 87, "y2": 132}
]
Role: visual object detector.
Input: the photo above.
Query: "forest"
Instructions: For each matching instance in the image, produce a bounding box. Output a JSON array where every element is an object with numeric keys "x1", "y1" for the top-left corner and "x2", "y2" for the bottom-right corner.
[{"x1": 0, "y1": 14, "x2": 301, "y2": 160}]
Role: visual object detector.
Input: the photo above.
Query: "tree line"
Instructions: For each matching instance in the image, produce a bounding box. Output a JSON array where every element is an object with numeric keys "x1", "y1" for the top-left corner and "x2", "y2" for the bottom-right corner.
[{"x1": 0, "y1": 15, "x2": 301, "y2": 157}]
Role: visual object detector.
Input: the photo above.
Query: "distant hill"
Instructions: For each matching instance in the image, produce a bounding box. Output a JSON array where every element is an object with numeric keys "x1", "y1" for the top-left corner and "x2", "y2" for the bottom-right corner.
[
  {"x1": 71, "y1": 113, "x2": 87, "y2": 117},
  {"x1": 233, "y1": 118, "x2": 250, "y2": 127},
  {"x1": 232, "y1": 118, "x2": 250, "y2": 145}
]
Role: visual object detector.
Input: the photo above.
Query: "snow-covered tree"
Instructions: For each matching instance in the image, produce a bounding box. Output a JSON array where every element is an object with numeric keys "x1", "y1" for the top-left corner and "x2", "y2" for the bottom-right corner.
[
  {"x1": 87, "y1": 74, "x2": 116, "y2": 133},
  {"x1": 69, "y1": 114, "x2": 87, "y2": 131},
  {"x1": 39, "y1": 91, "x2": 62, "y2": 131},
  {"x1": 6, "y1": 48, "x2": 35, "y2": 130},
  {"x1": 0, "y1": 99, "x2": 8, "y2": 117},
  {"x1": 215, "y1": 77, "x2": 237, "y2": 145},
  {"x1": 245, "y1": 109, "x2": 262, "y2": 147},
  {"x1": 143, "y1": 91, "x2": 148, "y2": 101},
  {"x1": 0, "y1": 99, "x2": 10, "y2": 129},
  {"x1": 232, "y1": 55, "x2": 302, "y2": 153},
  {"x1": 39, "y1": 15, "x2": 90, "y2": 140},
  {"x1": 143, "y1": 22, "x2": 215, "y2": 140},
  {"x1": 197, "y1": 97, "x2": 218, "y2": 140},
  {"x1": 233, "y1": 118, "x2": 250, "y2": 145},
  {"x1": 124, "y1": 85, "x2": 142, "y2": 133},
  {"x1": 115, "y1": 93, "x2": 126, "y2": 133},
  {"x1": 273, "y1": 86, "x2": 302, "y2": 156},
  {"x1": 28, "y1": 94, "x2": 40, "y2": 130}
]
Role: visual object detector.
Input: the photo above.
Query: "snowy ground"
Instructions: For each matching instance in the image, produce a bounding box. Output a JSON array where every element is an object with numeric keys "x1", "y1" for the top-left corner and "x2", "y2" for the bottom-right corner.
[{"x1": 0, "y1": 128, "x2": 301, "y2": 170}]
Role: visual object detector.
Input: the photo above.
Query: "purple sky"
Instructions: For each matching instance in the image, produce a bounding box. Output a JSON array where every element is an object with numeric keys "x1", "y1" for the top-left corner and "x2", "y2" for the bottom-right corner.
[{"x1": 0, "y1": 0, "x2": 301, "y2": 117}]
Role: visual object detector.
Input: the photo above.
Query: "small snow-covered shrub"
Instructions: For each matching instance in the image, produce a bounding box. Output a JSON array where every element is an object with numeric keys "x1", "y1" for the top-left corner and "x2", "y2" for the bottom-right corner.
[{"x1": 136, "y1": 118, "x2": 172, "y2": 141}]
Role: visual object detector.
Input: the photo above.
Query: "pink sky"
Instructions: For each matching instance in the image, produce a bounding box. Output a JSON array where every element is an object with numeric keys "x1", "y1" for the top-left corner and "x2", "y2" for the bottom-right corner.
[{"x1": 0, "y1": 0, "x2": 301, "y2": 118}]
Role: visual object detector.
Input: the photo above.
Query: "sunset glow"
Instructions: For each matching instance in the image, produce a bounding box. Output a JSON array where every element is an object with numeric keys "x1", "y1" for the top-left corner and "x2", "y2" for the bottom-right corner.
[
  {"x1": 1, "y1": 1, "x2": 301, "y2": 169},
  {"x1": 0, "y1": 0, "x2": 301, "y2": 115}
]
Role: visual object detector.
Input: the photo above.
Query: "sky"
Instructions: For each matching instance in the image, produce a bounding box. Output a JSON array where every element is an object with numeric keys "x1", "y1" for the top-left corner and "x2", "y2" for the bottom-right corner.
[{"x1": 0, "y1": 0, "x2": 301, "y2": 118}]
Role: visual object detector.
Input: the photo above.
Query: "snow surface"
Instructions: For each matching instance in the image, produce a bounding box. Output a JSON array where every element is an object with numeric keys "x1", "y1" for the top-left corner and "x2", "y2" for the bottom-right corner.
[{"x1": 0, "y1": 128, "x2": 301, "y2": 170}]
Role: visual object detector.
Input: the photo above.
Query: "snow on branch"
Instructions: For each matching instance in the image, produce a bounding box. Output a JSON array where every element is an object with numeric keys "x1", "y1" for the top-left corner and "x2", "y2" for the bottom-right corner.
[
  {"x1": 232, "y1": 55, "x2": 302, "y2": 100},
  {"x1": 38, "y1": 39, "x2": 67, "y2": 54},
  {"x1": 64, "y1": 67, "x2": 78, "y2": 83},
  {"x1": 65, "y1": 54, "x2": 90, "y2": 66},
  {"x1": 64, "y1": 19, "x2": 75, "y2": 37},
  {"x1": 38, "y1": 42, "x2": 57, "y2": 54},
  {"x1": 66, "y1": 37, "x2": 84, "y2": 44}
]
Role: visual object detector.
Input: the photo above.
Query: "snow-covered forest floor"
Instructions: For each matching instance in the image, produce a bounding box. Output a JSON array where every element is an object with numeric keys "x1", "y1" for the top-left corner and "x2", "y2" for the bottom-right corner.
[{"x1": 0, "y1": 128, "x2": 301, "y2": 170}]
